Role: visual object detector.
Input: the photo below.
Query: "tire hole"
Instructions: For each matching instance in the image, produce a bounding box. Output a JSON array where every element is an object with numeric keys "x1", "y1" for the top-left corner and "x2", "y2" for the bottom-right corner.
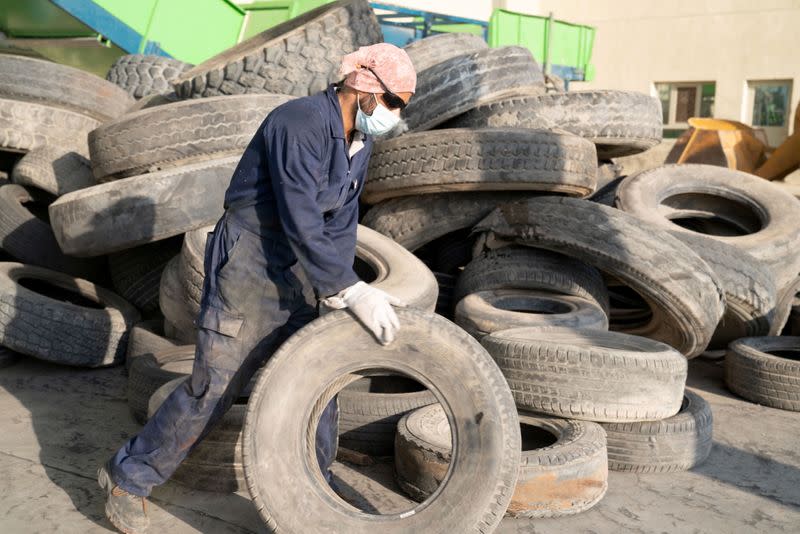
[
  {"x1": 492, "y1": 294, "x2": 573, "y2": 315},
  {"x1": 17, "y1": 277, "x2": 105, "y2": 309},
  {"x1": 661, "y1": 192, "x2": 762, "y2": 236},
  {"x1": 353, "y1": 257, "x2": 378, "y2": 284},
  {"x1": 766, "y1": 349, "x2": 800, "y2": 361},
  {"x1": 520, "y1": 423, "x2": 558, "y2": 451}
]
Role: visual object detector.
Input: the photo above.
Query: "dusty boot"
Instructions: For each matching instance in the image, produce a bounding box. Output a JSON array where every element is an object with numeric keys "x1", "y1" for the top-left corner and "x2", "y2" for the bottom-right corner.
[{"x1": 97, "y1": 464, "x2": 149, "y2": 534}]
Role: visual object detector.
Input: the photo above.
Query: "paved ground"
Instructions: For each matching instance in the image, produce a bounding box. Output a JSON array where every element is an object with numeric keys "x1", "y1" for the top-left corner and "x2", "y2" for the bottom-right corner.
[{"x1": 0, "y1": 356, "x2": 798, "y2": 533}]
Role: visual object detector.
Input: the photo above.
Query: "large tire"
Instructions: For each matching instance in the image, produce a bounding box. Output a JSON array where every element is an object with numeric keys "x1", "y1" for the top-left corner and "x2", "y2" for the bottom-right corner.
[
  {"x1": 243, "y1": 310, "x2": 521, "y2": 533},
  {"x1": 11, "y1": 146, "x2": 95, "y2": 196},
  {"x1": 127, "y1": 346, "x2": 195, "y2": 423},
  {"x1": 402, "y1": 33, "x2": 488, "y2": 73},
  {"x1": 602, "y1": 389, "x2": 713, "y2": 473},
  {"x1": 482, "y1": 328, "x2": 687, "y2": 422},
  {"x1": 0, "y1": 98, "x2": 98, "y2": 156},
  {"x1": 159, "y1": 257, "x2": 197, "y2": 344},
  {"x1": 456, "y1": 247, "x2": 610, "y2": 315},
  {"x1": 88, "y1": 94, "x2": 292, "y2": 181},
  {"x1": 403, "y1": 47, "x2": 545, "y2": 132},
  {"x1": 363, "y1": 128, "x2": 597, "y2": 204},
  {"x1": 474, "y1": 197, "x2": 725, "y2": 357},
  {"x1": 445, "y1": 90, "x2": 662, "y2": 158},
  {"x1": 395, "y1": 405, "x2": 608, "y2": 518},
  {"x1": 174, "y1": 0, "x2": 382, "y2": 98},
  {"x1": 0, "y1": 184, "x2": 104, "y2": 279},
  {"x1": 455, "y1": 290, "x2": 608, "y2": 339},
  {"x1": 615, "y1": 164, "x2": 800, "y2": 290},
  {"x1": 126, "y1": 319, "x2": 180, "y2": 372},
  {"x1": 725, "y1": 336, "x2": 800, "y2": 411},
  {"x1": 0, "y1": 55, "x2": 133, "y2": 121},
  {"x1": 109, "y1": 236, "x2": 183, "y2": 314},
  {"x1": 49, "y1": 157, "x2": 237, "y2": 257},
  {"x1": 0, "y1": 262, "x2": 139, "y2": 367},
  {"x1": 107, "y1": 54, "x2": 194, "y2": 99}
]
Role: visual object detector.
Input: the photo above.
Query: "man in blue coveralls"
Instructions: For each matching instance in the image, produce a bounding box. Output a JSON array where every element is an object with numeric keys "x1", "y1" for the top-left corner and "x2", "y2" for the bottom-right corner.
[{"x1": 97, "y1": 43, "x2": 417, "y2": 534}]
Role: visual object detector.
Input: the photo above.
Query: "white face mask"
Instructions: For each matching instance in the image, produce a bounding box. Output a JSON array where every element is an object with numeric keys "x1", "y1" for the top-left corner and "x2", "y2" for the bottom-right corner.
[{"x1": 356, "y1": 93, "x2": 401, "y2": 136}]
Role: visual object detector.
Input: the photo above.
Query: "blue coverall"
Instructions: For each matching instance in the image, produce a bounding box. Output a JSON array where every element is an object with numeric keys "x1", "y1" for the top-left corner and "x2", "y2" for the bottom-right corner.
[{"x1": 109, "y1": 84, "x2": 372, "y2": 497}]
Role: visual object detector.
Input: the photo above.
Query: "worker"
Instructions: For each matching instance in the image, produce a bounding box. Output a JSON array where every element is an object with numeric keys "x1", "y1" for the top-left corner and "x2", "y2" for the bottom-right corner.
[{"x1": 96, "y1": 43, "x2": 416, "y2": 534}]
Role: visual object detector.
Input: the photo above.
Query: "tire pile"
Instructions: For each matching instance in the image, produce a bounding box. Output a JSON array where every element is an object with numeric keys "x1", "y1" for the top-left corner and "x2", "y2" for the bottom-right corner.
[{"x1": 0, "y1": 0, "x2": 798, "y2": 530}]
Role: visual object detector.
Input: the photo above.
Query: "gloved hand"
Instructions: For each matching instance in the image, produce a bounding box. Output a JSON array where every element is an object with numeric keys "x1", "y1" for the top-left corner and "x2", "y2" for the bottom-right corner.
[{"x1": 323, "y1": 281, "x2": 405, "y2": 345}]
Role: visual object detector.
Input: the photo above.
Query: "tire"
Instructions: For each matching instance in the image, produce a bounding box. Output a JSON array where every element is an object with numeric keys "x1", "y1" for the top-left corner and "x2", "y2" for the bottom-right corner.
[
  {"x1": 363, "y1": 128, "x2": 597, "y2": 204},
  {"x1": 109, "y1": 236, "x2": 183, "y2": 314},
  {"x1": 49, "y1": 157, "x2": 237, "y2": 257},
  {"x1": 602, "y1": 389, "x2": 713, "y2": 473},
  {"x1": 126, "y1": 319, "x2": 180, "y2": 372},
  {"x1": 0, "y1": 98, "x2": 99, "y2": 156},
  {"x1": 395, "y1": 405, "x2": 608, "y2": 518},
  {"x1": 589, "y1": 175, "x2": 624, "y2": 207},
  {"x1": 455, "y1": 290, "x2": 609, "y2": 339},
  {"x1": 475, "y1": 197, "x2": 725, "y2": 357},
  {"x1": 159, "y1": 257, "x2": 197, "y2": 344},
  {"x1": 127, "y1": 346, "x2": 195, "y2": 423},
  {"x1": 434, "y1": 271, "x2": 456, "y2": 319},
  {"x1": 455, "y1": 247, "x2": 610, "y2": 316},
  {"x1": 174, "y1": 0, "x2": 383, "y2": 98},
  {"x1": 338, "y1": 375, "x2": 437, "y2": 456},
  {"x1": 0, "y1": 184, "x2": 104, "y2": 280},
  {"x1": 725, "y1": 336, "x2": 800, "y2": 411},
  {"x1": 770, "y1": 275, "x2": 800, "y2": 336},
  {"x1": 0, "y1": 262, "x2": 140, "y2": 367},
  {"x1": 482, "y1": 328, "x2": 688, "y2": 422},
  {"x1": 88, "y1": 94, "x2": 292, "y2": 181},
  {"x1": 11, "y1": 146, "x2": 95, "y2": 196},
  {"x1": 615, "y1": 164, "x2": 800, "y2": 290},
  {"x1": 0, "y1": 345, "x2": 21, "y2": 369},
  {"x1": 243, "y1": 309, "x2": 521, "y2": 533},
  {"x1": 106, "y1": 55, "x2": 194, "y2": 99},
  {"x1": 445, "y1": 90, "x2": 662, "y2": 158},
  {"x1": 403, "y1": 47, "x2": 545, "y2": 132},
  {"x1": 402, "y1": 33, "x2": 488, "y2": 73},
  {"x1": 0, "y1": 55, "x2": 133, "y2": 121}
]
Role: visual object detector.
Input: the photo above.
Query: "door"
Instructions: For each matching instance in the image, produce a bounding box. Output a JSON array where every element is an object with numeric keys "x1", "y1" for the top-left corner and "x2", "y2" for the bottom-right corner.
[{"x1": 747, "y1": 80, "x2": 793, "y2": 147}]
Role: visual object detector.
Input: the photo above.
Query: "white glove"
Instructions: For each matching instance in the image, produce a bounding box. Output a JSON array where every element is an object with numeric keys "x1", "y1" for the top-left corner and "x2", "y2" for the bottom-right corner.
[{"x1": 323, "y1": 282, "x2": 405, "y2": 345}]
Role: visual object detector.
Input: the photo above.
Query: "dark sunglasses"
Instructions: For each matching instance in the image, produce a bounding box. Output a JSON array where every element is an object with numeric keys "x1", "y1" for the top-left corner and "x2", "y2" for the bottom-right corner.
[{"x1": 366, "y1": 67, "x2": 407, "y2": 110}]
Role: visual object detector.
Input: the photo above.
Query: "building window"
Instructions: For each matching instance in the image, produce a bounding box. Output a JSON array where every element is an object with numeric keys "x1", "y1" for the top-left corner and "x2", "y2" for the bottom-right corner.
[
  {"x1": 654, "y1": 82, "x2": 716, "y2": 131},
  {"x1": 751, "y1": 82, "x2": 790, "y2": 127}
]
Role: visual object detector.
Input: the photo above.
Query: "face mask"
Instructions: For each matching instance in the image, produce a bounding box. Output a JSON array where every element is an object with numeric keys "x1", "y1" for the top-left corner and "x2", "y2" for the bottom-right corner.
[{"x1": 356, "y1": 94, "x2": 401, "y2": 136}]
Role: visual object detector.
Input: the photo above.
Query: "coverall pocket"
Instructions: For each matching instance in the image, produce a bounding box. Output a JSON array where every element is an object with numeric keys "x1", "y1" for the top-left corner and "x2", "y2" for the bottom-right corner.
[{"x1": 195, "y1": 304, "x2": 245, "y2": 338}]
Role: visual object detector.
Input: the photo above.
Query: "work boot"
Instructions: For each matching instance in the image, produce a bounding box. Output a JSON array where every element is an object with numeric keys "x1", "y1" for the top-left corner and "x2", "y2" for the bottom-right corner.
[{"x1": 97, "y1": 463, "x2": 149, "y2": 534}]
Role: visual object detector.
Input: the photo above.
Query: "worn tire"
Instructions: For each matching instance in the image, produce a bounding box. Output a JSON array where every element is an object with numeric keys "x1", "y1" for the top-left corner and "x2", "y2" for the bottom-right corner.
[
  {"x1": 126, "y1": 319, "x2": 180, "y2": 372},
  {"x1": 109, "y1": 236, "x2": 183, "y2": 314},
  {"x1": 726, "y1": 336, "x2": 800, "y2": 411},
  {"x1": 403, "y1": 33, "x2": 488, "y2": 73},
  {"x1": 159, "y1": 257, "x2": 197, "y2": 344},
  {"x1": 127, "y1": 346, "x2": 195, "y2": 423},
  {"x1": 174, "y1": 0, "x2": 382, "y2": 98},
  {"x1": 0, "y1": 262, "x2": 139, "y2": 367},
  {"x1": 772, "y1": 277, "x2": 800, "y2": 336},
  {"x1": 615, "y1": 164, "x2": 800, "y2": 290},
  {"x1": 404, "y1": 47, "x2": 545, "y2": 132},
  {"x1": 0, "y1": 55, "x2": 133, "y2": 121},
  {"x1": 396, "y1": 405, "x2": 608, "y2": 518},
  {"x1": 364, "y1": 128, "x2": 597, "y2": 204},
  {"x1": 455, "y1": 290, "x2": 608, "y2": 339},
  {"x1": 88, "y1": 94, "x2": 292, "y2": 181},
  {"x1": 475, "y1": 197, "x2": 725, "y2": 357},
  {"x1": 602, "y1": 389, "x2": 713, "y2": 473},
  {"x1": 446, "y1": 90, "x2": 662, "y2": 158},
  {"x1": 243, "y1": 309, "x2": 521, "y2": 533},
  {"x1": 0, "y1": 98, "x2": 99, "y2": 156},
  {"x1": 11, "y1": 146, "x2": 95, "y2": 196},
  {"x1": 49, "y1": 157, "x2": 237, "y2": 257},
  {"x1": 107, "y1": 55, "x2": 194, "y2": 99}
]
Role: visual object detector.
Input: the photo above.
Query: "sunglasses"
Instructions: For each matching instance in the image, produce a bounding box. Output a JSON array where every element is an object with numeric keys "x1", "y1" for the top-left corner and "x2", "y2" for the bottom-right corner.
[{"x1": 366, "y1": 67, "x2": 407, "y2": 110}]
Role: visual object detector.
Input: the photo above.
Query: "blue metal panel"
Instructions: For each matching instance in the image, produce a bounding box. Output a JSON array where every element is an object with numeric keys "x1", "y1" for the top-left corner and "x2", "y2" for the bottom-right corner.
[{"x1": 49, "y1": 0, "x2": 142, "y2": 55}]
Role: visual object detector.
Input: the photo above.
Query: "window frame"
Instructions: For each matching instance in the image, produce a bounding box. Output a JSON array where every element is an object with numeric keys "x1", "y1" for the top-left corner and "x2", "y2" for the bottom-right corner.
[{"x1": 654, "y1": 81, "x2": 716, "y2": 128}]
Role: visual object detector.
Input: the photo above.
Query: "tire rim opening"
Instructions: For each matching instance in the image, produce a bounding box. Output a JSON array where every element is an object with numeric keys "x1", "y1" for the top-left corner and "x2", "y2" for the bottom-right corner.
[
  {"x1": 605, "y1": 278, "x2": 653, "y2": 330},
  {"x1": 353, "y1": 257, "x2": 378, "y2": 284},
  {"x1": 493, "y1": 295, "x2": 573, "y2": 315},
  {"x1": 766, "y1": 349, "x2": 800, "y2": 361},
  {"x1": 17, "y1": 277, "x2": 105, "y2": 310},
  {"x1": 520, "y1": 423, "x2": 558, "y2": 451},
  {"x1": 660, "y1": 192, "x2": 762, "y2": 237}
]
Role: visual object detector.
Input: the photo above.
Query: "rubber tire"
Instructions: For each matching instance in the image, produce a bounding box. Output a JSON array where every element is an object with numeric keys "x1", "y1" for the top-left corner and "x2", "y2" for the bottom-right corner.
[
  {"x1": 482, "y1": 328, "x2": 688, "y2": 422},
  {"x1": 106, "y1": 54, "x2": 194, "y2": 99},
  {"x1": 11, "y1": 146, "x2": 95, "y2": 196},
  {"x1": 602, "y1": 389, "x2": 713, "y2": 473},
  {"x1": 126, "y1": 319, "x2": 180, "y2": 372},
  {"x1": 0, "y1": 345, "x2": 21, "y2": 369},
  {"x1": 475, "y1": 197, "x2": 725, "y2": 358},
  {"x1": 445, "y1": 90, "x2": 662, "y2": 159},
  {"x1": 109, "y1": 236, "x2": 183, "y2": 314},
  {"x1": 243, "y1": 309, "x2": 521, "y2": 533},
  {"x1": 174, "y1": 0, "x2": 382, "y2": 98},
  {"x1": 0, "y1": 262, "x2": 140, "y2": 367},
  {"x1": 395, "y1": 405, "x2": 608, "y2": 518},
  {"x1": 615, "y1": 164, "x2": 800, "y2": 291},
  {"x1": 127, "y1": 346, "x2": 195, "y2": 424},
  {"x1": 772, "y1": 276, "x2": 800, "y2": 336},
  {"x1": 363, "y1": 128, "x2": 597, "y2": 204},
  {"x1": 456, "y1": 247, "x2": 610, "y2": 316},
  {"x1": 0, "y1": 54, "x2": 133, "y2": 121},
  {"x1": 403, "y1": 46, "x2": 545, "y2": 132},
  {"x1": 88, "y1": 94, "x2": 292, "y2": 181},
  {"x1": 159, "y1": 256, "x2": 197, "y2": 344},
  {"x1": 49, "y1": 157, "x2": 237, "y2": 257},
  {"x1": 725, "y1": 336, "x2": 800, "y2": 411},
  {"x1": 455, "y1": 290, "x2": 609, "y2": 339},
  {"x1": 0, "y1": 97, "x2": 99, "y2": 156},
  {"x1": 402, "y1": 33, "x2": 488, "y2": 73},
  {"x1": 0, "y1": 183, "x2": 104, "y2": 279}
]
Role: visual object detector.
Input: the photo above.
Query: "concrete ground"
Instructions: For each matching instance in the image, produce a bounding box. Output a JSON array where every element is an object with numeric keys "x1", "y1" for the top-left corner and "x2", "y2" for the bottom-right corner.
[{"x1": 0, "y1": 356, "x2": 798, "y2": 533}]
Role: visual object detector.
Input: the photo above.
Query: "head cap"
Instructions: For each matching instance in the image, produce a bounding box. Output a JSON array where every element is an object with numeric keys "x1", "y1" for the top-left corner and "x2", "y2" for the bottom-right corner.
[{"x1": 340, "y1": 43, "x2": 416, "y2": 94}]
